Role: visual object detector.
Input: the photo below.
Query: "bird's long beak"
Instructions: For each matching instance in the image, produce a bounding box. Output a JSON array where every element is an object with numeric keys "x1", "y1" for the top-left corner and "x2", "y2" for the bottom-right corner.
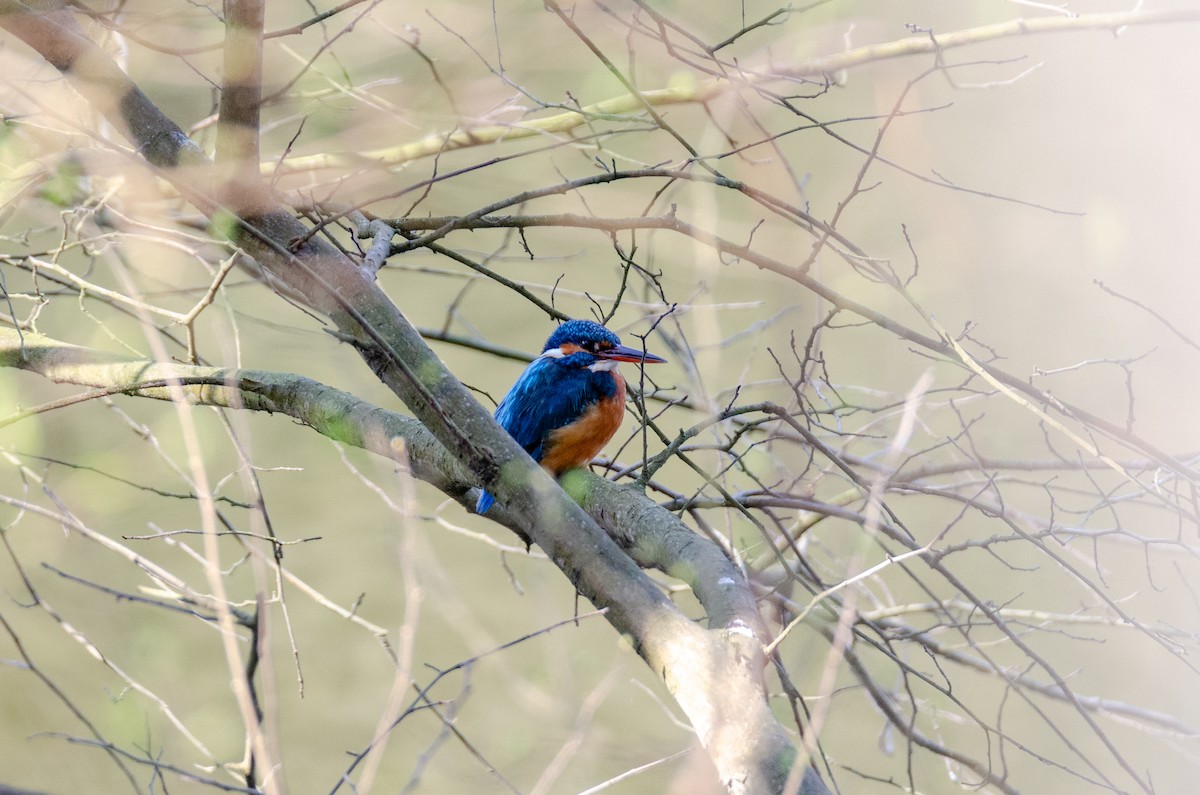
[{"x1": 599, "y1": 344, "x2": 667, "y2": 364}]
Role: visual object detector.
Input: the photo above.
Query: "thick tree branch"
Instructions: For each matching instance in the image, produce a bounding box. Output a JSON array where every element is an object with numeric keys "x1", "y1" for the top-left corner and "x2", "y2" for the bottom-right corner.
[{"x1": 0, "y1": 327, "x2": 768, "y2": 633}]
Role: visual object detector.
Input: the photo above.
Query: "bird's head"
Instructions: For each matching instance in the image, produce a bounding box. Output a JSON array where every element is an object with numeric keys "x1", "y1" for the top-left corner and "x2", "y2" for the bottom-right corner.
[{"x1": 541, "y1": 319, "x2": 667, "y2": 371}]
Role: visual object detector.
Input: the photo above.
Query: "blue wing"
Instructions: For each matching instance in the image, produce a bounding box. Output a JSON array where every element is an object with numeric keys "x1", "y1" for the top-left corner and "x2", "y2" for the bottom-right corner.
[{"x1": 475, "y1": 355, "x2": 616, "y2": 514}]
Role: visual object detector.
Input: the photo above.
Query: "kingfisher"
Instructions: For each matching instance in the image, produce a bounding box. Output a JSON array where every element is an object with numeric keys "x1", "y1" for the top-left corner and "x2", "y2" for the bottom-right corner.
[{"x1": 475, "y1": 319, "x2": 667, "y2": 514}]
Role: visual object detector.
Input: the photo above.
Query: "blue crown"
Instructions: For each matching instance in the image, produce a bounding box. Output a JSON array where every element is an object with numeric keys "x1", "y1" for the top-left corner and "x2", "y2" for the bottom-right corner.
[{"x1": 543, "y1": 319, "x2": 621, "y2": 352}]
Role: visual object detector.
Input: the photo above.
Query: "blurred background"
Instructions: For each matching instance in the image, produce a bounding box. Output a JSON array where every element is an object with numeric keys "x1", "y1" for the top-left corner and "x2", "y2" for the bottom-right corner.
[{"x1": 2, "y1": 1, "x2": 1199, "y2": 793}]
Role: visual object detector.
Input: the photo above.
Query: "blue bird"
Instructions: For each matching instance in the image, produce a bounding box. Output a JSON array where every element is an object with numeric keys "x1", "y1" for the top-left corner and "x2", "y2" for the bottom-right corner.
[{"x1": 476, "y1": 319, "x2": 667, "y2": 514}]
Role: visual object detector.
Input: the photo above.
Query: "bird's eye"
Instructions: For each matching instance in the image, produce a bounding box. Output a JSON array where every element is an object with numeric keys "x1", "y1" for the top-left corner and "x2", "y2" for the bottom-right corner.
[{"x1": 582, "y1": 341, "x2": 597, "y2": 353}]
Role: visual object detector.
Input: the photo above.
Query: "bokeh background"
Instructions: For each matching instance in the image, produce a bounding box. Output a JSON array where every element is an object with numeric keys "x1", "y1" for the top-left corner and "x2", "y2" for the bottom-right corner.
[{"x1": 2, "y1": 1, "x2": 1200, "y2": 793}]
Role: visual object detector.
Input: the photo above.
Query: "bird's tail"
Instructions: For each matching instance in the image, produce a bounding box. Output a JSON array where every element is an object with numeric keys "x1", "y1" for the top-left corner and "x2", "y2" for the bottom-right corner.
[{"x1": 476, "y1": 490, "x2": 495, "y2": 514}]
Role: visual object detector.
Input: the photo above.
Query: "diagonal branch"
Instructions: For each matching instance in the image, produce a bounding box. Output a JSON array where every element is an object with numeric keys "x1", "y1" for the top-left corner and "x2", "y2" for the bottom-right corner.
[
  {"x1": 271, "y1": 7, "x2": 1200, "y2": 174},
  {"x1": 0, "y1": 327, "x2": 764, "y2": 633}
]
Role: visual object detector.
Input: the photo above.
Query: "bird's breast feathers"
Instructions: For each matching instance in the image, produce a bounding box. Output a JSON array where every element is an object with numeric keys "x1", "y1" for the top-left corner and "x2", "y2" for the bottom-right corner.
[
  {"x1": 538, "y1": 370, "x2": 626, "y2": 474},
  {"x1": 493, "y1": 356, "x2": 624, "y2": 463}
]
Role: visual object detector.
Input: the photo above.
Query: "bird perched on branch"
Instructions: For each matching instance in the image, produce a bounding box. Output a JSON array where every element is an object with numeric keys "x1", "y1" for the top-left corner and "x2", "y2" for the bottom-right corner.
[{"x1": 475, "y1": 319, "x2": 667, "y2": 514}]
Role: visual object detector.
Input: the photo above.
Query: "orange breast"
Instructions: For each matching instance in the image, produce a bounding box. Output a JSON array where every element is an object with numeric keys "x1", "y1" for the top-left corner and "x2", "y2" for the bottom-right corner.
[{"x1": 539, "y1": 372, "x2": 627, "y2": 474}]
